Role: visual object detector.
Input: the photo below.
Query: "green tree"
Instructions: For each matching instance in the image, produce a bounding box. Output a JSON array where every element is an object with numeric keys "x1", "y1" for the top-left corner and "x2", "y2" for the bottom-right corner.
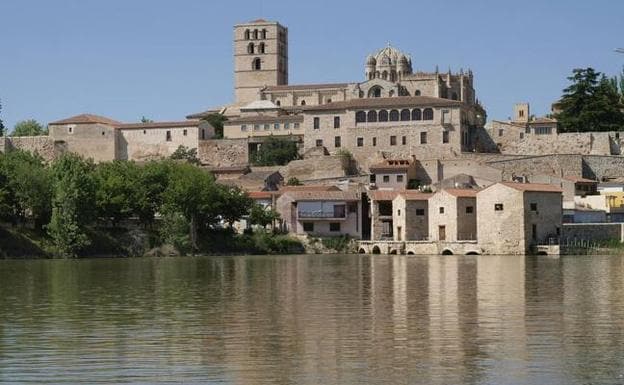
[
  {"x1": 140, "y1": 116, "x2": 153, "y2": 123},
  {"x1": 170, "y1": 145, "x2": 200, "y2": 165},
  {"x1": 286, "y1": 177, "x2": 302, "y2": 186},
  {"x1": 555, "y1": 68, "x2": 624, "y2": 132},
  {"x1": 94, "y1": 161, "x2": 139, "y2": 227},
  {"x1": 11, "y1": 119, "x2": 47, "y2": 136},
  {"x1": 133, "y1": 160, "x2": 171, "y2": 227},
  {"x1": 47, "y1": 153, "x2": 96, "y2": 257},
  {"x1": 0, "y1": 99, "x2": 5, "y2": 136},
  {"x1": 218, "y1": 186, "x2": 253, "y2": 227},
  {"x1": 252, "y1": 136, "x2": 299, "y2": 166},
  {"x1": 202, "y1": 113, "x2": 227, "y2": 139},
  {"x1": 249, "y1": 203, "x2": 280, "y2": 230}
]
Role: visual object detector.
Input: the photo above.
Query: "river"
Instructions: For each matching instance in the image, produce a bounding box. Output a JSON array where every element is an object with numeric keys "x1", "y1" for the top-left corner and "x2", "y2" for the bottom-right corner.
[{"x1": 0, "y1": 254, "x2": 623, "y2": 384}]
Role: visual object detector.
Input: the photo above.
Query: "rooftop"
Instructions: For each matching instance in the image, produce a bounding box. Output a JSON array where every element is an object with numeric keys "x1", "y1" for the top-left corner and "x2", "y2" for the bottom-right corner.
[
  {"x1": 369, "y1": 159, "x2": 412, "y2": 172},
  {"x1": 500, "y1": 182, "x2": 563, "y2": 193},
  {"x1": 443, "y1": 188, "x2": 479, "y2": 197},
  {"x1": 285, "y1": 190, "x2": 359, "y2": 201},
  {"x1": 303, "y1": 96, "x2": 462, "y2": 112},
  {"x1": 264, "y1": 83, "x2": 351, "y2": 92},
  {"x1": 49, "y1": 114, "x2": 122, "y2": 126},
  {"x1": 115, "y1": 120, "x2": 202, "y2": 129}
]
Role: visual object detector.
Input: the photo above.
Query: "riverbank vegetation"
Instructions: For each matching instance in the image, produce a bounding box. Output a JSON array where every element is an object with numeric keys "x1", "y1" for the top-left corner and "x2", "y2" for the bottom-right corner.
[{"x1": 0, "y1": 149, "x2": 302, "y2": 258}]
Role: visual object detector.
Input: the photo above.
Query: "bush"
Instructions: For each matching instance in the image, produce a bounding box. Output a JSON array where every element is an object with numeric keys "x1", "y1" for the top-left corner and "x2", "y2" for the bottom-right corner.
[
  {"x1": 252, "y1": 136, "x2": 299, "y2": 166},
  {"x1": 320, "y1": 235, "x2": 351, "y2": 252}
]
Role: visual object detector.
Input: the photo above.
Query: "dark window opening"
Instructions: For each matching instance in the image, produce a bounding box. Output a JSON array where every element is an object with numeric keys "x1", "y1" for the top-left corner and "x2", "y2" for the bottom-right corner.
[
  {"x1": 166, "y1": 130, "x2": 172, "y2": 141},
  {"x1": 334, "y1": 136, "x2": 341, "y2": 148},
  {"x1": 313, "y1": 117, "x2": 320, "y2": 129},
  {"x1": 495, "y1": 203, "x2": 504, "y2": 211},
  {"x1": 329, "y1": 222, "x2": 341, "y2": 232},
  {"x1": 357, "y1": 137, "x2": 364, "y2": 147},
  {"x1": 303, "y1": 222, "x2": 314, "y2": 232},
  {"x1": 334, "y1": 116, "x2": 340, "y2": 128},
  {"x1": 379, "y1": 110, "x2": 388, "y2": 122},
  {"x1": 355, "y1": 111, "x2": 366, "y2": 123},
  {"x1": 389, "y1": 109, "x2": 399, "y2": 121},
  {"x1": 466, "y1": 206, "x2": 474, "y2": 214},
  {"x1": 423, "y1": 108, "x2": 434, "y2": 120}
]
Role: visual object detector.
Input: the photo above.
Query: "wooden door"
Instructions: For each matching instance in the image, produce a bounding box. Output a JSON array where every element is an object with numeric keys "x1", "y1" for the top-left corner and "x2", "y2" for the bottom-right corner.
[{"x1": 439, "y1": 225, "x2": 446, "y2": 241}]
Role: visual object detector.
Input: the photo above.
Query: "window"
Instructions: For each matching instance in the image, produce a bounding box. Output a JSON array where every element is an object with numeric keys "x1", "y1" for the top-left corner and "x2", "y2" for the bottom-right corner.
[
  {"x1": 329, "y1": 222, "x2": 341, "y2": 232},
  {"x1": 293, "y1": 123, "x2": 300, "y2": 129},
  {"x1": 412, "y1": 109, "x2": 422, "y2": 121},
  {"x1": 389, "y1": 110, "x2": 399, "y2": 121},
  {"x1": 252, "y1": 57, "x2": 261, "y2": 70},
  {"x1": 372, "y1": 137, "x2": 377, "y2": 146},
  {"x1": 315, "y1": 139, "x2": 323, "y2": 147},
  {"x1": 326, "y1": 98, "x2": 332, "y2": 104},
  {"x1": 443, "y1": 131, "x2": 449, "y2": 143},
  {"x1": 439, "y1": 207, "x2": 444, "y2": 214},
  {"x1": 400, "y1": 109, "x2": 410, "y2": 121},
  {"x1": 370, "y1": 174, "x2": 376, "y2": 183},
  {"x1": 402, "y1": 136, "x2": 407, "y2": 145},
  {"x1": 247, "y1": 43, "x2": 254, "y2": 54},
  {"x1": 379, "y1": 110, "x2": 389, "y2": 122},
  {"x1": 423, "y1": 108, "x2": 434, "y2": 120},
  {"x1": 355, "y1": 111, "x2": 366, "y2": 123},
  {"x1": 143, "y1": 129, "x2": 146, "y2": 134},
  {"x1": 300, "y1": 100, "x2": 306, "y2": 106},
  {"x1": 415, "y1": 90, "x2": 421, "y2": 96},
  {"x1": 334, "y1": 136, "x2": 341, "y2": 148},
  {"x1": 466, "y1": 206, "x2": 474, "y2": 214},
  {"x1": 416, "y1": 208, "x2": 425, "y2": 216},
  {"x1": 397, "y1": 175, "x2": 404, "y2": 183},
  {"x1": 530, "y1": 203, "x2": 538, "y2": 211},
  {"x1": 519, "y1": 110, "x2": 525, "y2": 118},
  {"x1": 259, "y1": 42, "x2": 265, "y2": 54},
  {"x1": 520, "y1": 133, "x2": 524, "y2": 139},
  {"x1": 183, "y1": 129, "x2": 187, "y2": 136},
  {"x1": 244, "y1": 29, "x2": 250, "y2": 40},
  {"x1": 261, "y1": 29, "x2": 267, "y2": 39},
  {"x1": 390, "y1": 136, "x2": 397, "y2": 145},
  {"x1": 242, "y1": 124, "x2": 248, "y2": 132},
  {"x1": 357, "y1": 137, "x2": 364, "y2": 147},
  {"x1": 369, "y1": 86, "x2": 382, "y2": 98},
  {"x1": 101, "y1": 131, "x2": 105, "y2": 136},
  {"x1": 284, "y1": 122, "x2": 290, "y2": 129},
  {"x1": 264, "y1": 124, "x2": 270, "y2": 131},
  {"x1": 498, "y1": 129, "x2": 504, "y2": 137},
  {"x1": 166, "y1": 130, "x2": 172, "y2": 141},
  {"x1": 495, "y1": 203, "x2": 504, "y2": 211},
  {"x1": 68, "y1": 126, "x2": 73, "y2": 133},
  {"x1": 254, "y1": 124, "x2": 260, "y2": 131},
  {"x1": 313, "y1": 117, "x2": 320, "y2": 129},
  {"x1": 367, "y1": 110, "x2": 378, "y2": 122},
  {"x1": 532, "y1": 224, "x2": 537, "y2": 240},
  {"x1": 334, "y1": 116, "x2": 340, "y2": 128},
  {"x1": 397, "y1": 209, "x2": 401, "y2": 216},
  {"x1": 201, "y1": 129, "x2": 205, "y2": 140},
  {"x1": 271, "y1": 123, "x2": 278, "y2": 130},
  {"x1": 451, "y1": 92, "x2": 458, "y2": 100},
  {"x1": 420, "y1": 132, "x2": 427, "y2": 144},
  {"x1": 383, "y1": 175, "x2": 390, "y2": 183},
  {"x1": 275, "y1": 100, "x2": 281, "y2": 106},
  {"x1": 303, "y1": 222, "x2": 314, "y2": 232},
  {"x1": 535, "y1": 126, "x2": 552, "y2": 135}
]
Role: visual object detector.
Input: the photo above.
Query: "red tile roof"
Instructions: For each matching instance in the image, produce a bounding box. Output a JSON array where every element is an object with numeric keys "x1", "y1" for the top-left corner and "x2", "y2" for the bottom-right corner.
[
  {"x1": 444, "y1": 188, "x2": 479, "y2": 197},
  {"x1": 370, "y1": 190, "x2": 401, "y2": 201},
  {"x1": 370, "y1": 159, "x2": 412, "y2": 172},
  {"x1": 398, "y1": 191, "x2": 433, "y2": 200},
  {"x1": 280, "y1": 185, "x2": 341, "y2": 192},
  {"x1": 115, "y1": 120, "x2": 202, "y2": 129},
  {"x1": 500, "y1": 182, "x2": 563, "y2": 193},
  {"x1": 49, "y1": 114, "x2": 121, "y2": 126},
  {"x1": 264, "y1": 83, "x2": 351, "y2": 92},
  {"x1": 303, "y1": 96, "x2": 462, "y2": 112}
]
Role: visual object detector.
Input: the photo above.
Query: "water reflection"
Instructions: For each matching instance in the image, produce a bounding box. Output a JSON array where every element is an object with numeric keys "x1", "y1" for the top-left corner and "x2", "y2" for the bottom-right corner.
[{"x1": 1, "y1": 255, "x2": 624, "y2": 384}]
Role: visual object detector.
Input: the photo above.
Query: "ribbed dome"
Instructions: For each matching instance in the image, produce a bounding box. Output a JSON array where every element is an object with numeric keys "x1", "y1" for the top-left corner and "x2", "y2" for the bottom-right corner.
[{"x1": 372, "y1": 44, "x2": 411, "y2": 66}]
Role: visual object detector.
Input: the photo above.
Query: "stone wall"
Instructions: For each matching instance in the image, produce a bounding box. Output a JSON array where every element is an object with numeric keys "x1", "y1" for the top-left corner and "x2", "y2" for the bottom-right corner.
[
  {"x1": 198, "y1": 139, "x2": 249, "y2": 166},
  {"x1": 486, "y1": 155, "x2": 584, "y2": 179},
  {"x1": 2, "y1": 136, "x2": 59, "y2": 162},
  {"x1": 562, "y1": 223, "x2": 624, "y2": 242},
  {"x1": 283, "y1": 155, "x2": 348, "y2": 181}
]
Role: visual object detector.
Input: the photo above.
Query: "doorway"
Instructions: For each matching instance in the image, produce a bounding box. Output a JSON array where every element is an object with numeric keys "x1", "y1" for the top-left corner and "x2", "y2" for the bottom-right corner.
[{"x1": 438, "y1": 225, "x2": 446, "y2": 241}]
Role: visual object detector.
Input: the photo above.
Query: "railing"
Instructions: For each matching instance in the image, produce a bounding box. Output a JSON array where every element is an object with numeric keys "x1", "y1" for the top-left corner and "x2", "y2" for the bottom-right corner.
[{"x1": 298, "y1": 211, "x2": 346, "y2": 219}]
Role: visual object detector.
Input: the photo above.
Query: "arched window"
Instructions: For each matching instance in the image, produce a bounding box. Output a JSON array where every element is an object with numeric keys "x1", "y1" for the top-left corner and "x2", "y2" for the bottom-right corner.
[
  {"x1": 259, "y1": 42, "x2": 265, "y2": 54},
  {"x1": 253, "y1": 29, "x2": 258, "y2": 39},
  {"x1": 355, "y1": 111, "x2": 366, "y2": 123},
  {"x1": 415, "y1": 90, "x2": 421, "y2": 96},
  {"x1": 451, "y1": 92, "x2": 458, "y2": 100},
  {"x1": 389, "y1": 110, "x2": 399, "y2": 121},
  {"x1": 368, "y1": 86, "x2": 382, "y2": 98},
  {"x1": 389, "y1": 90, "x2": 395, "y2": 97},
  {"x1": 300, "y1": 100, "x2": 306, "y2": 106},
  {"x1": 390, "y1": 71, "x2": 397, "y2": 82},
  {"x1": 400, "y1": 109, "x2": 410, "y2": 121},
  {"x1": 382, "y1": 71, "x2": 388, "y2": 80},
  {"x1": 261, "y1": 29, "x2": 267, "y2": 39},
  {"x1": 275, "y1": 100, "x2": 281, "y2": 106},
  {"x1": 252, "y1": 58, "x2": 261, "y2": 70},
  {"x1": 379, "y1": 110, "x2": 389, "y2": 122},
  {"x1": 423, "y1": 108, "x2": 434, "y2": 120},
  {"x1": 367, "y1": 110, "x2": 378, "y2": 122},
  {"x1": 412, "y1": 108, "x2": 422, "y2": 120},
  {"x1": 244, "y1": 29, "x2": 250, "y2": 40},
  {"x1": 247, "y1": 43, "x2": 254, "y2": 54}
]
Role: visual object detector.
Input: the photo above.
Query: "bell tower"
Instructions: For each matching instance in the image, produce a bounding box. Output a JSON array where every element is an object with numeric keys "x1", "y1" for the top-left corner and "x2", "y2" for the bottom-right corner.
[{"x1": 234, "y1": 19, "x2": 288, "y2": 105}]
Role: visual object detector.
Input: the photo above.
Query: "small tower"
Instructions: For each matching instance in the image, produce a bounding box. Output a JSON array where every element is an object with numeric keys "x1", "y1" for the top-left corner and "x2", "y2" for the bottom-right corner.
[
  {"x1": 513, "y1": 103, "x2": 530, "y2": 123},
  {"x1": 365, "y1": 54, "x2": 377, "y2": 80},
  {"x1": 234, "y1": 19, "x2": 288, "y2": 105}
]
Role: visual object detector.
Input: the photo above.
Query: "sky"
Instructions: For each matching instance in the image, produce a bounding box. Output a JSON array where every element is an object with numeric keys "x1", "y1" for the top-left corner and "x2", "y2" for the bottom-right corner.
[{"x1": 1, "y1": 0, "x2": 623, "y2": 130}]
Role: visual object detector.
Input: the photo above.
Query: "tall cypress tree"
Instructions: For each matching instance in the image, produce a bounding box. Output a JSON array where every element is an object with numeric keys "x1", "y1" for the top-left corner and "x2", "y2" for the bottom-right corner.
[{"x1": 0, "y1": 99, "x2": 5, "y2": 137}]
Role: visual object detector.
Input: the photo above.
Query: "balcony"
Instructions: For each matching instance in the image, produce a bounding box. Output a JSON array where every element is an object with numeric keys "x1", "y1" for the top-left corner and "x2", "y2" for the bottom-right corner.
[{"x1": 298, "y1": 211, "x2": 347, "y2": 220}]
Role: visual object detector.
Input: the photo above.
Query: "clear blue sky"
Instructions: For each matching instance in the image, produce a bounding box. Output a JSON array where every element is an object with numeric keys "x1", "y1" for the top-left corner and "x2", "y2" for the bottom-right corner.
[{"x1": 1, "y1": 0, "x2": 623, "y2": 130}]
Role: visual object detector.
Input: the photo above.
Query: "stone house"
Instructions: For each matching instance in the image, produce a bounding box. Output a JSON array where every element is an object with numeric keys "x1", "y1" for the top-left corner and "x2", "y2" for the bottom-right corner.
[
  {"x1": 275, "y1": 188, "x2": 362, "y2": 238},
  {"x1": 369, "y1": 159, "x2": 417, "y2": 190},
  {"x1": 48, "y1": 114, "x2": 121, "y2": 162},
  {"x1": 369, "y1": 190, "x2": 400, "y2": 240},
  {"x1": 477, "y1": 182, "x2": 562, "y2": 255},
  {"x1": 428, "y1": 189, "x2": 478, "y2": 242},
  {"x1": 392, "y1": 191, "x2": 432, "y2": 241}
]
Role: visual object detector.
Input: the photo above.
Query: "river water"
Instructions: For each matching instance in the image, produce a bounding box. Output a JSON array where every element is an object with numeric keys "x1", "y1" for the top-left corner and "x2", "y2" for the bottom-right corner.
[{"x1": 1, "y1": 254, "x2": 623, "y2": 384}]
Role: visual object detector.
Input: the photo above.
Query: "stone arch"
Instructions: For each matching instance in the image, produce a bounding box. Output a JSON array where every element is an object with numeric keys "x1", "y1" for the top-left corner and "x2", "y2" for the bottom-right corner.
[
  {"x1": 244, "y1": 29, "x2": 250, "y2": 40},
  {"x1": 423, "y1": 108, "x2": 434, "y2": 120},
  {"x1": 389, "y1": 249, "x2": 397, "y2": 255},
  {"x1": 441, "y1": 249, "x2": 454, "y2": 255},
  {"x1": 258, "y1": 42, "x2": 265, "y2": 54},
  {"x1": 367, "y1": 110, "x2": 378, "y2": 122},
  {"x1": 400, "y1": 109, "x2": 410, "y2": 121},
  {"x1": 247, "y1": 43, "x2": 255, "y2": 54},
  {"x1": 406, "y1": 251, "x2": 415, "y2": 255},
  {"x1": 368, "y1": 86, "x2": 382, "y2": 98},
  {"x1": 252, "y1": 57, "x2": 261, "y2": 70},
  {"x1": 253, "y1": 29, "x2": 259, "y2": 39},
  {"x1": 359, "y1": 248, "x2": 366, "y2": 254},
  {"x1": 379, "y1": 110, "x2": 389, "y2": 122},
  {"x1": 465, "y1": 251, "x2": 480, "y2": 255},
  {"x1": 389, "y1": 109, "x2": 399, "y2": 121},
  {"x1": 415, "y1": 90, "x2": 421, "y2": 96},
  {"x1": 372, "y1": 246, "x2": 381, "y2": 254},
  {"x1": 412, "y1": 108, "x2": 422, "y2": 121}
]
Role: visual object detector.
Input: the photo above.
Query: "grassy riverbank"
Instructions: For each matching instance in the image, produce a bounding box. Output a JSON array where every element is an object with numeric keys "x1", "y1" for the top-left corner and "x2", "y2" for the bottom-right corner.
[{"x1": 0, "y1": 225, "x2": 304, "y2": 259}]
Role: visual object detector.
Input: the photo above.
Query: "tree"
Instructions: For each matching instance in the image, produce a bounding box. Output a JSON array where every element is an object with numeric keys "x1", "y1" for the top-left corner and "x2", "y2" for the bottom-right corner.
[
  {"x1": 47, "y1": 153, "x2": 96, "y2": 257},
  {"x1": 249, "y1": 203, "x2": 280, "y2": 230},
  {"x1": 133, "y1": 160, "x2": 171, "y2": 227},
  {"x1": 94, "y1": 161, "x2": 139, "y2": 227},
  {"x1": 0, "y1": 99, "x2": 5, "y2": 137},
  {"x1": 202, "y1": 113, "x2": 227, "y2": 139},
  {"x1": 286, "y1": 177, "x2": 302, "y2": 186},
  {"x1": 218, "y1": 185, "x2": 253, "y2": 228},
  {"x1": 11, "y1": 119, "x2": 47, "y2": 136},
  {"x1": 252, "y1": 136, "x2": 299, "y2": 166},
  {"x1": 555, "y1": 68, "x2": 624, "y2": 132},
  {"x1": 170, "y1": 145, "x2": 200, "y2": 165}
]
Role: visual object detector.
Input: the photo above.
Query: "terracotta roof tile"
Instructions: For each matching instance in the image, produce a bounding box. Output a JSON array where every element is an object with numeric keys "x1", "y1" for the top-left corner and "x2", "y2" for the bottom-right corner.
[
  {"x1": 443, "y1": 188, "x2": 479, "y2": 197},
  {"x1": 280, "y1": 185, "x2": 341, "y2": 192},
  {"x1": 370, "y1": 159, "x2": 412, "y2": 172},
  {"x1": 115, "y1": 120, "x2": 202, "y2": 129},
  {"x1": 398, "y1": 191, "x2": 433, "y2": 200},
  {"x1": 563, "y1": 176, "x2": 596, "y2": 183},
  {"x1": 500, "y1": 182, "x2": 563, "y2": 193},
  {"x1": 370, "y1": 190, "x2": 401, "y2": 201},
  {"x1": 49, "y1": 114, "x2": 121, "y2": 125},
  {"x1": 303, "y1": 96, "x2": 462, "y2": 112}
]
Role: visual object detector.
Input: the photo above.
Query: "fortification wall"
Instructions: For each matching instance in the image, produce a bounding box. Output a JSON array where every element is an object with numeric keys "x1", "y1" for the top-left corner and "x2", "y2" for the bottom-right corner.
[
  {"x1": 198, "y1": 139, "x2": 248, "y2": 166},
  {"x1": 485, "y1": 154, "x2": 584, "y2": 179},
  {"x1": 284, "y1": 155, "x2": 349, "y2": 181},
  {"x1": 581, "y1": 156, "x2": 624, "y2": 180},
  {"x1": 2, "y1": 136, "x2": 59, "y2": 161}
]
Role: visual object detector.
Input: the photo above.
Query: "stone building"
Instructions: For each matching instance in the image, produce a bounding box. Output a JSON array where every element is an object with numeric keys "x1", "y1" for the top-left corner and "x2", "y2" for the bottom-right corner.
[
  {"x1": 369, "y1": 159, "x2": 417, "y2": 190},
  {"x1": 428, "y1": 189, "x2": 478, "y2": 242},
  {"x1": 476, "y1": 182, "x2": 562, "y2": 255},
  {"x1": 392, "y1": 191, "x2": 432, "y2": 241},
  {"x1": 48, "y1": 114, "x2": 120, "y2": 163}
]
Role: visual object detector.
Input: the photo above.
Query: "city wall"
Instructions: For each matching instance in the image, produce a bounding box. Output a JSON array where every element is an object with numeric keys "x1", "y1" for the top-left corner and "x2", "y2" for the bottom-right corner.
[{"x1": 198, "y1": 139, "x2": 249, "y2": 167}]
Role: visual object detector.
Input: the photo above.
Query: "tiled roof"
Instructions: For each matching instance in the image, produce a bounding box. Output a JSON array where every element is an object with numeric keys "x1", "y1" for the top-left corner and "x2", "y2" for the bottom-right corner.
[
  {"x1": 369, "y1": 159, "x2": 412, "y2": 172},
  {"x1": 115, "y1": 120, "x2": 202, "y2": 129},
  {"x1": 398, "y1": 191, "x2": 433, "y2": 200},
  {"x1": 370, "y1": 190, "x2": 401, "y2": 201},
  {"x1": 280, "y1": 185, "x2": 342, "y2": 192},
  {"x1": 49, "y1": 114, "x2": 121, "y2": 125},
  {"x1": 563, "y1": 176, "x2": 596, "y2": 183},
  {"x1": 264, "y1": 83, "x2": 351, "y2": 92},
  {"x1": 303, "y1": 96, "x2": 462, "y2": 112},
  {"x1": 529, "y1": 117, "x2": 557, "y2": 124},
  {"x1": 500, "y1": 182, "x2": 563, "y2": 193},
  {"x1": 443, "y1": 188, "x2": 479, "y2": 197},
  {"x1": 286, "y1": 190, "x2": 359, "y2": 201},
  {"x1": 226, "y1": 114, "x2": 303, "y2": 125}
]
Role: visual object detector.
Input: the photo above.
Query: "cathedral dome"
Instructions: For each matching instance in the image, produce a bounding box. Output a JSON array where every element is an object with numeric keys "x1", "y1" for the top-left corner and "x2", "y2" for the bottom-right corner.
[
  {"x1": 366, "y1": 54, "x2": 376, "y2": 66},
  {"x1": 372, "y1": 44, "x2": 411, "y2": 66}
]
